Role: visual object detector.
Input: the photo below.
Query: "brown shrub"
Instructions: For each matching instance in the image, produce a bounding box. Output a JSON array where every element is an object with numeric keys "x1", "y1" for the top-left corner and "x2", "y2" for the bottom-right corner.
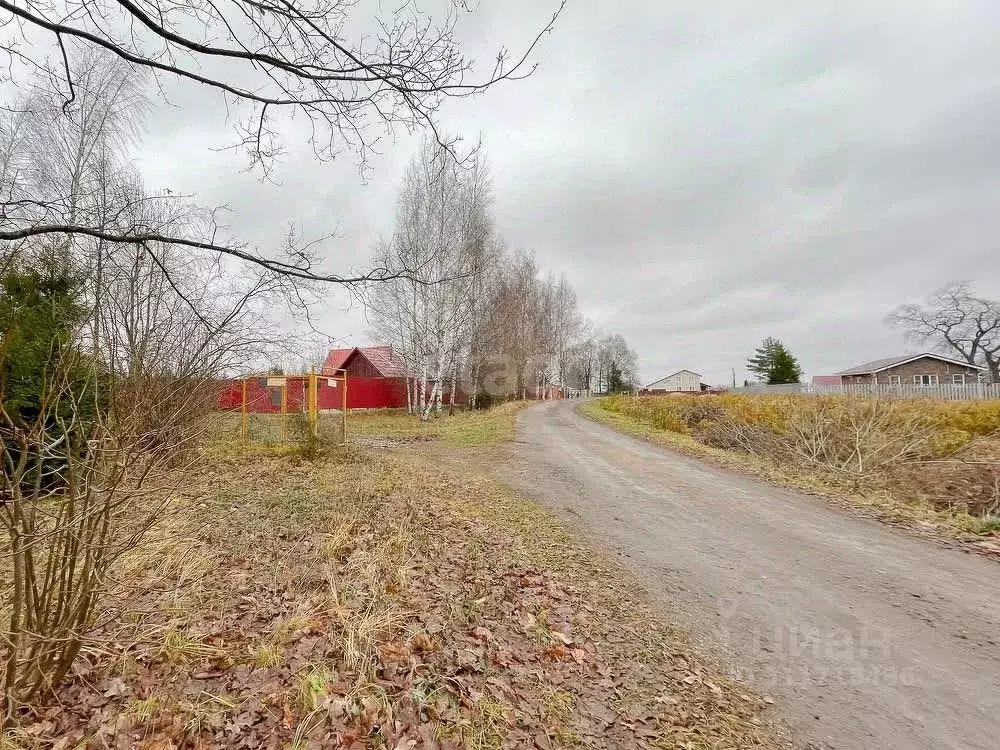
[{"x1": 602, "y1": 394, "x2": 1000, "y2": 523}]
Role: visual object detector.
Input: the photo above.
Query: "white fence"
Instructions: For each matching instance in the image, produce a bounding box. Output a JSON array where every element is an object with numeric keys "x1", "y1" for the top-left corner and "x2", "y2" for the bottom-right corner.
[{"x1": 732, "y1": 383, "x2": 1000, "y2": 401}]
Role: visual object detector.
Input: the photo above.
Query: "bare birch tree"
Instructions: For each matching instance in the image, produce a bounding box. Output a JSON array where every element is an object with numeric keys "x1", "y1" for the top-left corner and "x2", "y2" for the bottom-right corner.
[{"x1": 367, "y1": 138, "x2": 495, "y2": 419}]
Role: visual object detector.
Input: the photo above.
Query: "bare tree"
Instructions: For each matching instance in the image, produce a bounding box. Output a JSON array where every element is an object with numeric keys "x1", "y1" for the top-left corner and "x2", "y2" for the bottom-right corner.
[
  {"x1": 367, "y1": 137, "x2": 495, "y2": 419},
  {"x1": 489, "y1": 251, "x2": 541, "y2": 398},
  {"x1": 888, "y1": 283, "x2": 1000, "y2": 382},
  {"x1": 568, "y1": 333, "x2": 598, "y2": 395},
  {"x1": 464, "y1": 236, "x2": 506, "y2": 408},
  {"x1": 547, "y1": 274, "x2": 582, "y2": 397},
  {"x1": 0, "y1": 50, "x2": 297, "y2": 718},
  {"x1": 1, "y1": 1, "x2": 563, "y2": 282},
  {"x1": 596, "y1": 333, "x2": 638, "y2": 393},
  {"x1": 365, "y1": 138, "x2": 629, "y2": 407}
]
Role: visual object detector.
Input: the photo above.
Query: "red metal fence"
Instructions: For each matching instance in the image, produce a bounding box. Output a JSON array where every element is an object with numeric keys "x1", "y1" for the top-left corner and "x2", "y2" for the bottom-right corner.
[{"x1": 215, "y1": 375, "x2": 409, "y2": 412}]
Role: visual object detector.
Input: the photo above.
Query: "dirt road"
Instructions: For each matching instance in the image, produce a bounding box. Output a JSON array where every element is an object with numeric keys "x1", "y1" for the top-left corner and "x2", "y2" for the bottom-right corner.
[{"x1": 503, "y1": 401, "x2": 1000, "y2": 750}]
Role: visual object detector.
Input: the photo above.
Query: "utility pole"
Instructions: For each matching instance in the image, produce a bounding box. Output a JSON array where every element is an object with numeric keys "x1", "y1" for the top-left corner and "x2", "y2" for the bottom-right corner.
[{"x1": 731, "y1": 368, "x2": 736, "y2": 389}]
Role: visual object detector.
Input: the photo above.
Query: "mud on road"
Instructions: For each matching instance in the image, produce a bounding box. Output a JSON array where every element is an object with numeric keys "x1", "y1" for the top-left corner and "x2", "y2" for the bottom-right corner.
[{"x1": 502, "y1": 400, "x2": 1000, "y2": 750}]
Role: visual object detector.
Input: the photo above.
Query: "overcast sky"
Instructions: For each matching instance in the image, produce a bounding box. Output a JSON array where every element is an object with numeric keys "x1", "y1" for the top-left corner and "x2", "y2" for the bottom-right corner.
[{"x1": 135, "y1": 0, "x2": 1000, "y2": 386}]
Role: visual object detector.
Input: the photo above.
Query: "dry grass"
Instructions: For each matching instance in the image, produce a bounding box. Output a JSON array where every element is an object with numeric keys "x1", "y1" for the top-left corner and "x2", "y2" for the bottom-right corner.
[
  {"x1": 380, "y1": 453, "x2": 782, "y2": 748},
  {"x1": 583, "y1": 395, "x2": 1000, "y2": 543},
  {"x1": 20, "y1": 402, "x2": 784, "y2": 749},
  {"x1": 205, "y1": 410, "x2": 346, "y2": 455},
  {"x1": 349, "y1": 400, "x2": 529, "y2": 446}
]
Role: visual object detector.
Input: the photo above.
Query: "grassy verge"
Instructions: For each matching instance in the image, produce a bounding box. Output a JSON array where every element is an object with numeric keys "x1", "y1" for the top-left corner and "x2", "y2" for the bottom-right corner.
[
  {"x1": 349, "y1": 400, "x2": 529, "y2": 446},
  {"x1": 579, "y1": 398, "x2": 1000, "y2": 549},
  {"x1": 18, "y1": 404, "x2": 783, "y2": 748}
]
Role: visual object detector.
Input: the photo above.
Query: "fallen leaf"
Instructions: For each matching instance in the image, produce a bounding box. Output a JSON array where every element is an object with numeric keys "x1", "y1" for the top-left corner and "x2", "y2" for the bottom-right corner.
[{"x1": 102, "y1": 677, "x2": 128, "y2": 698}]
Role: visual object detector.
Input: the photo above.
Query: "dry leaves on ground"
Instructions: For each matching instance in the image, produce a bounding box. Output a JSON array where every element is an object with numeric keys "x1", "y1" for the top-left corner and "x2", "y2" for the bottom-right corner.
[{"x1": 9, "y1": 443, "x2": 781, "y2": 749}]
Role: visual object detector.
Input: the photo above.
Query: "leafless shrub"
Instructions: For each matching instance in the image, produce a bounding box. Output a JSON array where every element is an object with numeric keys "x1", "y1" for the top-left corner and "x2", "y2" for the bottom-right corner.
[
  {"x1": 0, "y1": 53, "x2": 288, "y2": 720},
  {"x1": 0, "y1": 351, "x2": 216, "y2": 718},
  {"x1": 779, "y1": 398, "x2": 939, "y2": 482},
  {"x1": 694, "y1": 415, "x2": 779, "y2": 456}
]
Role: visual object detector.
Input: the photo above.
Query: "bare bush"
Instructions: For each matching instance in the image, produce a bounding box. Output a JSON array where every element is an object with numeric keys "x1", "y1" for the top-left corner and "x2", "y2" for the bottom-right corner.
[
  {"x1": 693, "y1": 414, "x2": 779, "y2": 457},
  {"x1": 0, "y1": 52, "x2": 288, "y2": 721},
  {"x1": 0, "y1": 347, "x2": 217, "y2": 717},
  {"x1": 780, "y1": 398, "x2": 939, "y2": 481}
]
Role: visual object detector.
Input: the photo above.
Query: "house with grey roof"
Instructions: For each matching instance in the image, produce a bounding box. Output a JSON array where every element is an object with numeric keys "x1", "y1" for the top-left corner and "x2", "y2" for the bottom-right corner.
[{"x1": 836, "y1": 353, "x2": 983, "y2": 387}]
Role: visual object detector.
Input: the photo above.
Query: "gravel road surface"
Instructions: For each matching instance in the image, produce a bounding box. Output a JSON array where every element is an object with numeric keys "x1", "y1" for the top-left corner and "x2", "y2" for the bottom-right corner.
[{"x1": 503, "y1": 400, "x2": 1000, "y2": 749}]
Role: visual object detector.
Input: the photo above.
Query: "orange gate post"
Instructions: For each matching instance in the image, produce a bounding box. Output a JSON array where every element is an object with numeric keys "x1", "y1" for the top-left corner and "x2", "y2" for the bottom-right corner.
[
  {"x1": 280, "y1": 380, "x2": 287, "y2": 442},
  {"x1": 308, "y1": 368, "x2": 318, "y2": 440}
]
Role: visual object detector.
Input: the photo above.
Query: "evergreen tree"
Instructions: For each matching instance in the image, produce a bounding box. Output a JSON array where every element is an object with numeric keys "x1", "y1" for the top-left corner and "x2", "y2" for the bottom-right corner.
[
  {"x1": 0, "y1": 261, "x2": 89, "y2": 426},
  {"x1": 767, "y1": 343, "x2": 803, "y2": 384},
  {"x1": 746, "y1": 336, "x2": 802, "y2": 384},
  {"x1": 607, "y1": 362, "x2": 628, "y2": 393},
  {"x1": 0, "y1": 258, "x2": 99, "y2": 490},
  {"x1": 746, "y1": 336, "x2": 780, "y2": 381}
]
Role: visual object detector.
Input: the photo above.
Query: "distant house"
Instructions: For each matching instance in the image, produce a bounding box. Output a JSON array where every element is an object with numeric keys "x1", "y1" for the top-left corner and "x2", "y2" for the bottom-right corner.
[
  {"x1": 321, "y1": 346, "x2": 409, "y2": 408},
  {"x1": 835, "y1": 353, "x2": 983, "y2": 387},
  {"x1": 644, "y1": 370, "x2": 703, "y2": 392}
]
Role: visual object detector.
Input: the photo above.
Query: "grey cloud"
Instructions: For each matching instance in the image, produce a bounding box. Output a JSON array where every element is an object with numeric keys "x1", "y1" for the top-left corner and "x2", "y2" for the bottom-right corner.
[{"x1": 133, "y1": 0, "x2": 1000, "y2": 383}]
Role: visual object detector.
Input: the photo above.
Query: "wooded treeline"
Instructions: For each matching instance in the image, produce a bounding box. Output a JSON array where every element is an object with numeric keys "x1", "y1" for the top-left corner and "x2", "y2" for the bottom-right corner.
[{"x1": 366, "y1": 139, "x2": 639, "y2": 419}]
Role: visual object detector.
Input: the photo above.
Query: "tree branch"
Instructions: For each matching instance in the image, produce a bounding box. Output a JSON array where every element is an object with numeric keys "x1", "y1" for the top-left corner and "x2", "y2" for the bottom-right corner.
[{"x1": 0, "y1": 222, "x2": 403, "y2": 284}]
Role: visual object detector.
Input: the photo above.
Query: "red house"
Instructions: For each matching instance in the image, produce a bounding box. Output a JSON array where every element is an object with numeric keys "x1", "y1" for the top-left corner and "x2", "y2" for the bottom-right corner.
[
  {"x1": 322, "y1": 346, "x2": 409, "y2": 409},
  {"x1": 323, "y1": 346, "x2": 468, "y2": 409},
  {"x1": 215, "y1": 346, "x2": 467, "y2": 413}
]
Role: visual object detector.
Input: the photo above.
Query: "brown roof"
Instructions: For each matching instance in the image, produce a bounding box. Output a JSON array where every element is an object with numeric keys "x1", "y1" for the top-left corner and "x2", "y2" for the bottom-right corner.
[
  {"x1": 322, "y1": 346, "x2": 407, "y2": 378},
  {"x1": 360, "y1": 346, "x2": 407, "y2": 378},
  {"x1": 837, "y1": 353, "x2": 983, "y2": 376},
  {"x1": 322, "y1": 348, "x2": 354, "y2": 372}
]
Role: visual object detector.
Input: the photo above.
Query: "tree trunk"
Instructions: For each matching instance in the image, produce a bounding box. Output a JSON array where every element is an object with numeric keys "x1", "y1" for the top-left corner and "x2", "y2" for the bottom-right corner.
[
  {"x1": 470, "y1": 359, "x2": 480, "y2": 409},
  {"x1": 419, "y1": 359, "x2": 428, "y2": 421},
  {"x1": 448, "y1": 359, "x2": 458, "y2": 416},
  {"x1": 433, "y1": 346, "x2": 446, "y2": 416}
]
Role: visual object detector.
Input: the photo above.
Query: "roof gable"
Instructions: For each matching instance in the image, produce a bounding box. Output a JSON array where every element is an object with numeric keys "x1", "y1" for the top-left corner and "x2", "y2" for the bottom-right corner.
[
  {"x1": 322, "y1": 346, "x2": 406, "y2": 378},
  {"x1": 645, "y1": 369, "x2": 702, "y2": 388},
  {"x1": 837, "y1": 353, "x2": 984, "y2": 375}
]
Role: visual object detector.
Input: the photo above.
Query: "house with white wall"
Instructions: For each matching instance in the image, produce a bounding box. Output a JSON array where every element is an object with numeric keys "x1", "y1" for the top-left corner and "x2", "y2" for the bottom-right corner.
[{"x1": 644, "y1": 370, "x2": 703, "y2": 392}]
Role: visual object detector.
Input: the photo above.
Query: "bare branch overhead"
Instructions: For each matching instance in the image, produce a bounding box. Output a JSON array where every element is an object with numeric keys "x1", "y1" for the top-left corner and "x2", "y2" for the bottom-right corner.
[
  {"x1": 0, "y1": 1, "x2": 563, "y2": 284},
  {"x1": 0, "y1": 0, "x2": 564, "y2": 169}
]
